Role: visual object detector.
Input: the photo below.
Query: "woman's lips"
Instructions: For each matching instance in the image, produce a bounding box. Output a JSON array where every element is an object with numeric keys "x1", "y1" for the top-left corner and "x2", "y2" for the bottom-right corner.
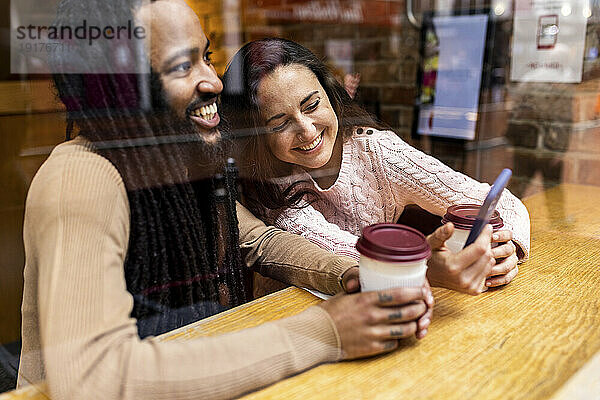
[{"x1": 295, "y1": 131, "x2": 324, "y2": 153}]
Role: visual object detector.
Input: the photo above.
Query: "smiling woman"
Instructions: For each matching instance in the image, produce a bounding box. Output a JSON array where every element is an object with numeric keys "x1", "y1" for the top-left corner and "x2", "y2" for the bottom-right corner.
[
  {"x1": 222, "y1": 38, "x2": 381, "y2": 210},
  {"x1": 258, "y1": 65, "x2": 340, "y2": 183},
  {"x1": 222, "y1": 37, "x2": 530, "y2": 296}
]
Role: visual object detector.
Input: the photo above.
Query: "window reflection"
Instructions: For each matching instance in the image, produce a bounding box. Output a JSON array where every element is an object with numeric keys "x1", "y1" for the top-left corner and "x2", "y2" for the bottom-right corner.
[{"x1": 1, "y1": 0, "x2": 599, "y2": 394}]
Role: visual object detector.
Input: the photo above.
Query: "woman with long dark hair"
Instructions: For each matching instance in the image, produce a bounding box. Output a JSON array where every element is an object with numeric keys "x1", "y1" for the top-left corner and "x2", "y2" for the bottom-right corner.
[{"x1": 222, "y1": 38, "x2": 530, "y2": 294}]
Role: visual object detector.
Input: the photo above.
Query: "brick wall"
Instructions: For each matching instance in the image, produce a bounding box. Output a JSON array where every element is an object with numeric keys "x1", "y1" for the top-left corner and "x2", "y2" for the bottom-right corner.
[
  {"x1": 506, "y1": 80, "x2": 600, "y2": 196},
  {"x1": 242, "y1": 0, "x2": 415, "y2": 137},
  {"x1": 188, "y1": 0, "x2": 600, "y2": 197},
  {"x1": 504, "y1": 15, "x2": 600, "y2": 196}
]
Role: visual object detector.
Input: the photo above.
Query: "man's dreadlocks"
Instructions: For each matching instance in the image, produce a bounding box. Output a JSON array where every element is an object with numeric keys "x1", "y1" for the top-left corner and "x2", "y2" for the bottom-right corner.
[{"x1": 50, "y1": 0, "x2": 250, "y2": 337}]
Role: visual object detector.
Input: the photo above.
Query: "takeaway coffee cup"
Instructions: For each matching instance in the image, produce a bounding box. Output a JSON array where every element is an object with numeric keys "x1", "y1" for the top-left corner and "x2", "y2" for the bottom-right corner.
[
  {"x1": 441, "y1": 204, "x2": 504, "y2": 253},
  {"x1": 356, "y1": 224, "x2": 431, "y2": 291}
]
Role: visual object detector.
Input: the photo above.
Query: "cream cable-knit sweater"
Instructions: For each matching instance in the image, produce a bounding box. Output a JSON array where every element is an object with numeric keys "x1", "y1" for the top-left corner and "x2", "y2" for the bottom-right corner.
[
  {"x1": 269, "y1": 128, "x2": 530, "y2": 262},
  {"x1": 18, "y1": 137, "x2": 356, "y2": 400}
]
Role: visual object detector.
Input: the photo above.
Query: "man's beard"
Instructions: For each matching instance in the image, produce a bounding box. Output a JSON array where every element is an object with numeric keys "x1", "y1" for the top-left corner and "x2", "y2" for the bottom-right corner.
[{"x1": 149, "y1": 71, "x2": 230, "y2": 176}]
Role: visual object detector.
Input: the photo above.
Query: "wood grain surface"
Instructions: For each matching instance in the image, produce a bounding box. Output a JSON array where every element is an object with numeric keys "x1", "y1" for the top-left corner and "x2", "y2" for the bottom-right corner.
[
  {"x1": 163, "y1": 183, "x2": 600, "y2": 400},
  {"x1": 4, "y1": 184, "x2": 600, "y2": 399}
]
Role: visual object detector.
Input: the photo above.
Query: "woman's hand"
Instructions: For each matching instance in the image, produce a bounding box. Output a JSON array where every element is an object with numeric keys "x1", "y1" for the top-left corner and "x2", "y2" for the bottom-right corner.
[
  {"x1": 426, "y1": 223, "x2": 495, "y2": 295},
  {"x1": 485, "y1": 230, "x2": 519, "y2": 288},
  {"x1": 319, "y1": 284, "x2": 432, "y2": 360}
]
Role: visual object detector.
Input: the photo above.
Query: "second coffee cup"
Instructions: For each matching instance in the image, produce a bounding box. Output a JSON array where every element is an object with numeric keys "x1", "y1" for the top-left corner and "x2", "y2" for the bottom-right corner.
[{"x1": 441, "y1": 204, "x2": 504, "y2": 253}]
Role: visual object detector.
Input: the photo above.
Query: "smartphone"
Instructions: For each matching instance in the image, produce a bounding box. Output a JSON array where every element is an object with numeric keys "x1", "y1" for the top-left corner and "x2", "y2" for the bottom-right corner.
[
  {"x1": 537, "y1": 15, "x2": 559, "y2": 50},
  {"x1": 463, "y1": 168, "x2": 512, "y2": 248}
]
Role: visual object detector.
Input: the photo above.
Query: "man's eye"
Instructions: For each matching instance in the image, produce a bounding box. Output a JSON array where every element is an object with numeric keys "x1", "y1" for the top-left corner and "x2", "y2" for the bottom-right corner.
[
  {"x1": 170, "y1": 61, "x2": 191, "y2": 73},
  {"x1": 305, "y1": 99, "x2": 320, "y2": 112},
  {"x1": 204, "y1": 51, "x2": 213, "y2": 64}
]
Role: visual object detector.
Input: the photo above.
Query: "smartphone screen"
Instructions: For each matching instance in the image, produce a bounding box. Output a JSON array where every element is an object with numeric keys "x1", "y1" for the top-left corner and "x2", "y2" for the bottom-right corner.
[{"x1": 463, "y1": 169, "x2": 512, "y2": 248}]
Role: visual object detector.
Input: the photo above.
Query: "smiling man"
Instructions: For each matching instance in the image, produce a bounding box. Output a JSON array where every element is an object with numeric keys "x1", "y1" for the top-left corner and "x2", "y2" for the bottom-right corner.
[
  {"x1": 136, "y1": 0, "x2": 223, "y2": 143},
  {"x1": 17, "y1": 1, "x2": 432, "y2": 399}
]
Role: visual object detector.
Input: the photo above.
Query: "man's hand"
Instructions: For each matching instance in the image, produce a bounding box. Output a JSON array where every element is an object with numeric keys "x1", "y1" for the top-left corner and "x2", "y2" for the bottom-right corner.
[
  {"x1": 426, "y1": 223, "x2": 495, "y2": 295},
  {"x1": 319, "y1": 285, "x2": 432, "y2": 360},
  {"x1": 486, "y1": 230, "x2": 519, "y2": 288},
  {"x1": 417, "y1": 279, "x2": 434, "y2": 339},
  {"x1": 341, "y1": 267, "x2": 360, "y2": 293},
  {"x1": 341, "y1": 268, "x2": 433, "y2": 339}
]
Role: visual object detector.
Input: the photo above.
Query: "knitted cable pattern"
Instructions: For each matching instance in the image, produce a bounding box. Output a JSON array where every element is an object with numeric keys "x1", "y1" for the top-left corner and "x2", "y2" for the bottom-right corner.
[{"x1": 268, "y1": 127, "x2": 530, "y2": 262}]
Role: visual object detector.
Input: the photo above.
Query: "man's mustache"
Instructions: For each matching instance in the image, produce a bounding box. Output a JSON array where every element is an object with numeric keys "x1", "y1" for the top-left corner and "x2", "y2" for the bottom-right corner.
[{"x1": 185, "y1": 94, "x2": 220, "y2": 115}]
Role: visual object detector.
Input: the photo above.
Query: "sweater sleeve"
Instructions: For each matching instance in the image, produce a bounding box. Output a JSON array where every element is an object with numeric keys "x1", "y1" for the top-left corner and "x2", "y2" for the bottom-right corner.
[
  {"x1": 236, "y1": 202, "x2": 358, "y2": 294},
  {"x1": 275, "y1": 203, "x2": 361, "y2": 261},
  {"x1": 375, "y1": 131, "x2": 530, "y2": 261},
  {"x1": 23, "y1": 149, "x2": 341, "y2": 400}
]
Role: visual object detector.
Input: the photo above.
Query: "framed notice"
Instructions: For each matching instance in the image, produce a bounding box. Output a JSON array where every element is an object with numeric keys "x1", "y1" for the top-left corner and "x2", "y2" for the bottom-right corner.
[{"x1": 510, "y1": 0, "x2": 589, "y2": 83}]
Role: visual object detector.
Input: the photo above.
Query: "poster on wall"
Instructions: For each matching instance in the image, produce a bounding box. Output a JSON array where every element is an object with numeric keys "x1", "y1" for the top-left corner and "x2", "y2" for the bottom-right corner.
[
  {"x1": 414, "y1": 12, "x2": 490, "y2": 140},
  {"x1": 510, "y1": 0, "x2": 590, "y2": 83}
]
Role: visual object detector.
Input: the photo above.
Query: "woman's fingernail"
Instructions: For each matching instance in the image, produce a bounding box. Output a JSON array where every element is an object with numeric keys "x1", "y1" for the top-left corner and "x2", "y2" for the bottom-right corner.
[
  {"x1": 492, "y1": 233, "x2": 499, "y2": 241},
  {"x1": 485, "y1": 281, "x2": 492, "y2": 287}
]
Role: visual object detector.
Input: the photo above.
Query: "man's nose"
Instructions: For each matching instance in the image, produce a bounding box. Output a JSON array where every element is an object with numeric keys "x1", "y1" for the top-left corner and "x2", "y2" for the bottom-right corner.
[{"x1": 195, "y1": 65, "x2": 223, "y2": 95}]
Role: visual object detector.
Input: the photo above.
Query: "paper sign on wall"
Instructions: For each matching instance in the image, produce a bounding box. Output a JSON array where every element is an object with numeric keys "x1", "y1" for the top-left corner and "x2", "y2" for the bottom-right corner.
[{"x1": 510, "y1": 0, "x2": 590, "y2": 83}]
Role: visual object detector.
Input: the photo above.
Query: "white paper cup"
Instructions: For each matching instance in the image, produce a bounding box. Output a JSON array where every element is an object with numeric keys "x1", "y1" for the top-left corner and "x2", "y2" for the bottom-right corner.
[
  {"x1": 356, "y1": 224, "x2": 431, "y2": 292},
  {"x1": 442, "y1": 205, "x2": 505, "y2": 291},
  {"x1": 446, "y1": 228, "x2": 500, "y2": 253},
  {"x1": 445, "y1": 227, "x2": 471, "y2": 253},
  {"x1": 359, "y1": 255, "x2": 428, "y2": 291},
  {"x1": 442, "y1": 205, "x2": 504, "y2": 253}
]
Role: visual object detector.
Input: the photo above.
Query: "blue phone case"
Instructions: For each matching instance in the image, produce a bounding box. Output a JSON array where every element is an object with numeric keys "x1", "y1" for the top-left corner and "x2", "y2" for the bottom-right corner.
[{"x1": 463, "y1": 169, "x2": 512, "y2": 248}]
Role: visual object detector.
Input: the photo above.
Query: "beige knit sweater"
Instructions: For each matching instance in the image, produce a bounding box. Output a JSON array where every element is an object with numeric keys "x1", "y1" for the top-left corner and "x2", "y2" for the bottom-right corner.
[
  {"x1": 18, "y1": 137, "x2": 357, "y2": 400},
  {"x1": 269, "y1": 128, "x2": 530, "y2": 262}
]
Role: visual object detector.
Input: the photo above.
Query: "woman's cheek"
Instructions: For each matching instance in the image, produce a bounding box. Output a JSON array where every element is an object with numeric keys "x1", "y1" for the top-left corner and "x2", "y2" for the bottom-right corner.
[{"x1": 268, "y1": 137, "x2": 290, "y2": 163}]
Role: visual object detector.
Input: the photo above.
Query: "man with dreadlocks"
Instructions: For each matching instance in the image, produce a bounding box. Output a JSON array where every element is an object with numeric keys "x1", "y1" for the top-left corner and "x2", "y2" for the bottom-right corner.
[{"x1": 18, "y1": 0, "x2": 434, "y2": 398}]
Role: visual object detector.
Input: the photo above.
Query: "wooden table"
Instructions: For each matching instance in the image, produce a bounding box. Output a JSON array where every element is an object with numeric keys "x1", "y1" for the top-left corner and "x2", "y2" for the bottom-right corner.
[{"x1": 3, "y1": 184, "x2": 600, "y2": 400}]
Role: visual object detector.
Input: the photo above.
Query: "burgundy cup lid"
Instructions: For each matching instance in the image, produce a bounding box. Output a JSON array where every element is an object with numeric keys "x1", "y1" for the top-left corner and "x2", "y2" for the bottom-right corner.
[
  {"x1": 355, "y1": 223, "x2": 431, "y2": 263},
  {"x1": 442, "y1": 204, "x2": 504, "y2": 230}
]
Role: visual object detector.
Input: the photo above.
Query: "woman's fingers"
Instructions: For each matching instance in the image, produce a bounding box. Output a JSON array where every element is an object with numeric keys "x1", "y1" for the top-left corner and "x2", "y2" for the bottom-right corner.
[
  {"x1": 417, "y1": 307, "x2": 433, "y2": 336},
  {"x1": 419, "y1": 306, "x2": 433, "y2": 328},
  {"x1": 455, "y1": 225, "x2": 493, "y2": 272},
  {"x1": 492, "y1": 229, "x2": 513, "y2": 244},
  {"x1": 416, "y1": 328, "x2": 429, "y2": 340},
  {"x1": 486, "y1": 262, "x2": 519, "y2": 287},
  {"x1": 387, "y1": 321, "x2": 418, "y2": 339},
  {"x1": 427, "y1": 222, "x2": 454, "y2": 250},
  {"x1": 492, "y1": 241, "x2": 516, "y2": 259},
  {"x1": 488, "y1": 253, "x2": 518, "y2": 277},
  {"x1": 423, "y1": 279, "x2": 435, "y2": 308}
]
